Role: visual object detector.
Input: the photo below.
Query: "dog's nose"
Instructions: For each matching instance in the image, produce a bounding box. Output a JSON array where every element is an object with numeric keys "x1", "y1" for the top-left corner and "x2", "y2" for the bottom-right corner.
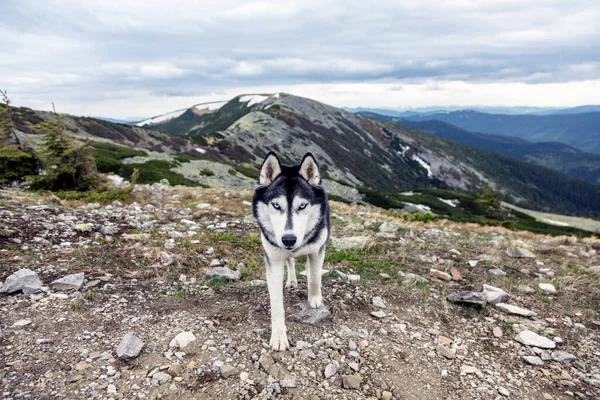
[{"x1": 281, "y1": 234, "x2": 297, "y2": 249}]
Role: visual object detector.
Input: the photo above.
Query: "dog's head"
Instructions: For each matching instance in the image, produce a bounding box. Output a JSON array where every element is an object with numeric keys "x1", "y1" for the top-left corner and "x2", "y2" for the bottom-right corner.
[{"x1": 252, "y1": 152, "x2": 326, "y2": 251}]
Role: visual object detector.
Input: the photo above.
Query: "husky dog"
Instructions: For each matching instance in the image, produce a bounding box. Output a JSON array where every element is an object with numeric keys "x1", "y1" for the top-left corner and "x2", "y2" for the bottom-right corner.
[{"x1": 252, "y1": 152, "x2": 330, "y2": 351}]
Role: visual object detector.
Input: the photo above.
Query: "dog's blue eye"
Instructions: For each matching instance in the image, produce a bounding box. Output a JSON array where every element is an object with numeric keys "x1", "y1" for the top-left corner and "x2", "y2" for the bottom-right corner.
[
  {"x1": 298, "y1": 203, "x2": 308, "y2": 210},
  {"x1": 272, "y1": 202, "x2": 281, "y2": 210}
]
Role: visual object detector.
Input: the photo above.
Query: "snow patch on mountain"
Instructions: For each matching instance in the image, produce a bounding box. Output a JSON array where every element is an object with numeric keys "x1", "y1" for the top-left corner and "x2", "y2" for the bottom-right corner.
[
  {"x1": 136, "y1": 109, "x2": 187, "y2": 127},
  {"x1": 411, "y1": 154, "x2": 433, "y2": 178},
  {"x1": 239, "y1": 94, "x2": 270, "y2": 107}
]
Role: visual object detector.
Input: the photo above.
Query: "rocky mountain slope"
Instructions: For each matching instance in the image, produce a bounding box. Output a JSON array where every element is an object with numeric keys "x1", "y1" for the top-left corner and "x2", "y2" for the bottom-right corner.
[
  {"x1": 403, "y1": 110, "x2": 600, "y2": 155},
  {"x1": 7, "y1": 105, "x2": 194, "y2": 155},
  {"x1": 361, "y1": 114, "x2": 600, "y2": 185},
  {"x1": 144, "y1": 93, "x2": 600, "y2": 218},
  {"x1": 1, "y1": 185, "x2": 600, "y2": 400}
]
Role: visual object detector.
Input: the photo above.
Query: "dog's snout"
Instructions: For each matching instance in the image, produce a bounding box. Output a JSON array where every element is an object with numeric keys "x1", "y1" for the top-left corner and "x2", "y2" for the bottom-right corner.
[{"x1": 282, "y1": 234, "x2": 297, "y2": 249}]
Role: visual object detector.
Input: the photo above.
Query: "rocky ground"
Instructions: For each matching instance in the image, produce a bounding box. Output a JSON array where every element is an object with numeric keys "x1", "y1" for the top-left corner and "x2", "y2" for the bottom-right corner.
[{"x1": 1, "y1": 182, "x2": 600, "y2": 400}]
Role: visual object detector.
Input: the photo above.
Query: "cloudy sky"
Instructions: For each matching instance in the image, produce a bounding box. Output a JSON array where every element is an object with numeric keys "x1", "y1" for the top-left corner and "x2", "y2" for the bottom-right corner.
[{"x1": 2, "y1": 0, "x2": 600, "y2": 119}]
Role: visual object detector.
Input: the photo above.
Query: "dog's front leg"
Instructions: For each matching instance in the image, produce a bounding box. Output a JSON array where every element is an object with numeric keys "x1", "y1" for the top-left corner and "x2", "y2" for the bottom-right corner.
[
  {"x1": 285, "y1": 258, "x2": 298, "y2": 290},
  {"x1": 265, "y1": 256, "x2": 289, "y2": 351},
  {"x1": 307, "y1": 246, "x2": 325, "y2": 308}
]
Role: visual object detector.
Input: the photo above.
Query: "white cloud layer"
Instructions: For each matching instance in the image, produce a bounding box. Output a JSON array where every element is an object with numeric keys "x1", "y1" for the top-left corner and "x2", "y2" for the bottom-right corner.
[{"x1": 1, "y1": 0, "x2": 599, "y2": 118}]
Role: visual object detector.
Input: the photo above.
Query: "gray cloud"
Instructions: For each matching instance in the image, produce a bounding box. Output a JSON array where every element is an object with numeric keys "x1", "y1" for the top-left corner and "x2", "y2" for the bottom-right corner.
[{"x1": 1, "y1": 0, "x2": 599, "y2": 118}]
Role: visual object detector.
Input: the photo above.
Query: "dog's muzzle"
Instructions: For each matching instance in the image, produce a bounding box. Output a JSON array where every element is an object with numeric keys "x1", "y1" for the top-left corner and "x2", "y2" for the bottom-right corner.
[{"x1": 281, "y1": 234, "x2": 297, "y2": 249}]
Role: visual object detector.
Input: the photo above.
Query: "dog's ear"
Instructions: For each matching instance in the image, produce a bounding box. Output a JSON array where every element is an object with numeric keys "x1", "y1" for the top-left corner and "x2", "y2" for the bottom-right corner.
[
  {"x1": 258, "y1": 152, "x2": 282, "y2": 185},
  {"x1": 299, "y1": 153, "x2": 321, "y2": 185}
]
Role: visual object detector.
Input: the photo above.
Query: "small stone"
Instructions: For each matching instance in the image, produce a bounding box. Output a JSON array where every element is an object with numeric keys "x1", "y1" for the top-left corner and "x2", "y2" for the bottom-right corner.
[
  {"x1": 430, "y1": 269, "x2": 452, "y2": 281},
  {"x1": 220, "y1": 364, "x2": 238, "y2": 379},
  {"x1": 324, "y1": 363, "x2": 338, "y2": 378},
  {"x1": 348, "y1": 362, "x2": 359, "y2": 372},
  {"x1": 574, "y1": 323, "x2": 586, "y2": 330},
  {"x1": 10, "y1": 319, "x2": 32, "y2": 329},
  {"x1": 436, "y1": 344, "x2": 456, "y2": 359},
  {"x1": 493, "y1": 327, "x2": 503, "y2": 338},
  {"x1": 371, "y1": 311, "x2": 386, "y2": 319},
  {"x1": 107, "y1": 384, "x2": 117, "y2": 395},
  {"x1": 538, "y1": 283, "x2": 556, "y2": 294},
  {"x1": 342, "y1": 374, "x2": 362, "y2": 389},
  {"x1": 516, "y1": 285, "x2": 535, "y2": 294},
  {"x1": 50, "y1": 272, "x2": 85, "y2": 291},
  {"x1": 206, "y1": 266, "x2": 241, "y2": 281},
  {"x1": 468, "y1": 260, "x2": 478, "y2": 267},
  {"x1": 551, "y1": 351, "x2": 576, "y2": 363},
  {"x1": 498, "y1": 387, "x2": 510, "y2": 397},
  {"x1": 291, "y1": 301, "x2": 332, "y2": 325},
  {"x1": 438, "y1": 336, "x2": 452, "y2": 346},
  {"x1": 281, "y1": 373, "x2": 297, "y2": 388},
  {"x1": 495, "y1": 303, "x2": 537, "y2": 317},
  {"x1": 267, "y1": 363, "x2": 284, "y2": 379},
  {"x1": 116, "y1": 333, "x2": 144, "y2": 360},
  {"x1": 514, "y1": 330, "x2": 555, "y2": 349},
  {"x1": 451, "y1": 269, "x2": 462, "y2": 281},
  {"x1": 522, "y1": 356, "x2": 544, "y2": 366},
  {"x1": 153, "y1": 371, "x2": 172, "y2": 384},
  {"x1": 461, "y1": 365, "x2": 478, "y2": 374},
  {"x1": 382, "y1": 391, "x2": 393, "y2": 400},
  {"x1": 259, "y1": 353, "x2": 275, "y2": 371},
  {"x1": 447, "y1": 291, "x2": 487, "y2": 308},
  {"x1": 506, "y1": 247, "x2": 536, "y2": 258},
  {"x1": 372, "y1": 296, "x2": 386, "y2": 308},
  {"x1": 482, "y1": 284, "x2": 509, "y2": 305},
  {"x1": 169, "y1": 331, "x2": 196, "y2": 349},
  {"x1": 488, "y1": 268, "x2": 507, "y2": 276}
]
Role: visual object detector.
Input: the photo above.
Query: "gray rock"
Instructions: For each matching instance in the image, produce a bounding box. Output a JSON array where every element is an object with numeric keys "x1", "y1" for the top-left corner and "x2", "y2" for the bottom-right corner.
[
  {"x1": 267, "y1": 363, "x2": 285, "y2": 379},
  {"x1": 281, "y1": 373, "x2": 297, "y2": 388},
  {"x1": 342, "y1": 374, "x2": 362, "y2": 389},
  {"x1": 372, "y1": 296, "x2": 386, "y2": 308},
  {"x1": 10, "y1": 319, "x2": 32, "y2": 329},
  {"x1": 493, "y1": 327, "x2": 503, "y2": 338},
  {"x1": 50, "y1": 272, "x2": 84, "y2": 291},
  {"x1": 324, "y1": 363, "x2": 338, "y2": 378},
  {"x1": 516, "y1": 285, "x2": 535, "y2": 294},
  {"x1": 495, "y1": 303, "x2": 537, "y2": 317},
  {"x1": 259, "y1": 353, "x2": 275, "y2": 371},
  {"x1": 514, "y1": 330, "x2": 555, "y2": 349},
  {"x1": 169, "y1": 331, "x2": 196, "y2": 349},
  {"x1": 522, "y1": 356, "x2": 544, "y2": 366},
  {"x1": 447, "y1": 291, "x2": 487, "y2": 308},
  {"x1": 403, "y1": 273, "x2": 429, "y2": 284},
  {"x1": 370, "y1": 311, "x2": 386, "y2": 319},
  {"x1": 588, "y1": 266, "x2": 600, "y2": 274},
  {"x1": 0, "y1": 269, "x2": 43, "y2": 295},
  {"x1": 107, "y1": 384, "x2": 117, "y2": 394},
  {"x1": 498, "y1": 387, "x2": 510, "y2": 397},
  {"x1": 506, "y1": 247, "x2": 536, "y2": 258},
  {"x1": 220, "y1": 364, "x2": 238, "y2": 378},
  {"x1": 116, "y1": 333, "x2": 144, "y2": 360},
  {"x1": 551, "y1": 351, "x2": 576, "y2": 363},
  {"x1": 436, "y1": 344, "x2": 456, "y2": 359},
  {"x1": 291, "y1": 301, "x2": 331, "y2": 325},
  {"x1": 378, "y1": 221, "x2": 400, "y2": 233},
  {"x1": 206, "y1": 266, "x2": 241, "y2": 281},
  {"x1": 538, "y1": 283, "x2": 556, "y2": 294},
  {"x1": 488, "y1": 268, "x2": 507, "y2": 277},
  {"x1": 153, "y1": 371, "x2": 172, "y2": 384},
  {"x1": 330, "y1": 236, "x2": 371, "y2": 251},
  {"x1": 482, "y1": 284, "x2": 509, "y2": 305}
]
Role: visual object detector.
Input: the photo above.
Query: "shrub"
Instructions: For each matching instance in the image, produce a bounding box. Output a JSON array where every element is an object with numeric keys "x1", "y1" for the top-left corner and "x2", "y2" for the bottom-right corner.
[{"x1": 200, "y1": 169, "x2": 215, "y2": 176}]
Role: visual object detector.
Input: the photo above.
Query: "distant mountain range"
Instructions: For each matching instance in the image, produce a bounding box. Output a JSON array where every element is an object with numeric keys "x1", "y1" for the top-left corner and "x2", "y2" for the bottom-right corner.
[
  {"x1": 359, "y1": 112, "x2": 600, "y2": 185},
  {"x1": 346, "y1": 105, "x2": 600, "y2": 117}
]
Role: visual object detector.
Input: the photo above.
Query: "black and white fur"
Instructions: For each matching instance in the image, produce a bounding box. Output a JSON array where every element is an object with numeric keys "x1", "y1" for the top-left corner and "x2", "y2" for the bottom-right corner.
[{"x1": 252, "y1": 152, "x2": 330, "y2": 351}]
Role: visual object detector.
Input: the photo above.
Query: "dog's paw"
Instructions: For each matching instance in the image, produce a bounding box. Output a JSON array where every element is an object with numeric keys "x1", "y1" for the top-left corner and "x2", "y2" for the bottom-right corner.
[
  {"x1": 269, "y1": 329, "x2": 289, "y2": 351},
  {"x1": 308, "y1": 294, "x2": 323, "y2": 309},
  {"x1": 285, "y1": 279, "x2": 298, "y2": 290}
]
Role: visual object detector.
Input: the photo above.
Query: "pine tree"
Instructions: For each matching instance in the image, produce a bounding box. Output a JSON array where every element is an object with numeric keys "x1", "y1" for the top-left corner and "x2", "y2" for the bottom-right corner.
[{"x1": 30, "y1": 104, "x2": 97, "y2": 191}]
